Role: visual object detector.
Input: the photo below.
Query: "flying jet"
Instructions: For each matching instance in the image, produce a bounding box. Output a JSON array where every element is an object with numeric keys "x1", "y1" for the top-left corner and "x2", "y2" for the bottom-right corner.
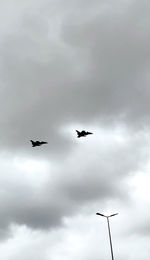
[
  {"x1": 30, "y1": 140, "x2": 48, "y2": 147},
  {"x1": 76, "y1": 130, "x2": 93, "y2": 138}
]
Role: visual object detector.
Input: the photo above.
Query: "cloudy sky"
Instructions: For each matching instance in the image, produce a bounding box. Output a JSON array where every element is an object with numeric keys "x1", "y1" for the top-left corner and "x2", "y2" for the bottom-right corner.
[{"x1": 1, "y1": 0, "x2": 150, "y2": 259}]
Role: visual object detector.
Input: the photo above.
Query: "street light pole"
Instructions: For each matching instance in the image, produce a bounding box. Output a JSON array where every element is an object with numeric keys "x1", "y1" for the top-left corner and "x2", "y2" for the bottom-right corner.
[
  {"x1": 96, "y1": 212, "x2": 118, "y2": 260},
  {"x1": 106, "y1": 216, "x2": 114, "y2": 260}
]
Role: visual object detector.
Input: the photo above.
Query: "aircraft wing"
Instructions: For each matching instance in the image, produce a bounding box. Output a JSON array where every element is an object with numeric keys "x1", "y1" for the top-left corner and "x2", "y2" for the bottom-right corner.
[{"x1": 76, "y1": 130, "x2": 80, "y2": 134}]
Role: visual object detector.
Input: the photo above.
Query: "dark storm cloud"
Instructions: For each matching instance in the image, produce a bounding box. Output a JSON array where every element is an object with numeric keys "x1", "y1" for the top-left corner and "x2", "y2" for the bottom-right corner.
[
  {"x1": 1, "y1": 0, "x2": 150, "y2": 156},
  {"x1": 61, "y1": 0, "x2": 150, "y2": 125}
]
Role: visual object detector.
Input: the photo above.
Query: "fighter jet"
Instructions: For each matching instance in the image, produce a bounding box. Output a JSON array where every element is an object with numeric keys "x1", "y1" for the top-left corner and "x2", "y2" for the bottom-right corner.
[
  {"x1": 30, "y1": 140, "x2": 48, "y2": 147},
  {"x1": 76, "y1": 130, "x2": 93, "y2": 138}
]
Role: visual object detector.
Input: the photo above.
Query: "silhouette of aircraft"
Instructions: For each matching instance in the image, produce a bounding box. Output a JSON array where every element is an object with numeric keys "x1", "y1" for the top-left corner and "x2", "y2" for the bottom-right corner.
[
  {"x1": 76, "y1": 130, "x2": 93, "y2": 138},
  {"x1": 30, "y1": 140, "x2": 48, "y2": 147}
]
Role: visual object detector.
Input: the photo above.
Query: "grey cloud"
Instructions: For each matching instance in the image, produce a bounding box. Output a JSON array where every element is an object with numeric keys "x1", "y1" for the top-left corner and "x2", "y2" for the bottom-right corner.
[
  {"x1": 126, "y1": 203, "x2": 150, "y2": 237},
  {"x1": 135, "y1": 222, "x2": 150, "y2": 237},
  {"x1": 62, "y1": 0, "x2": 150, "y2": 124},
  {"x1": 0, "y1": 130, "x2": 148, "y2": 234},
  {"x1": 1, "y1": 0, "x2": 150, "y2": 157},
  {"x1": 0, "y1": 0, "x2": 150, "y2": 259}
]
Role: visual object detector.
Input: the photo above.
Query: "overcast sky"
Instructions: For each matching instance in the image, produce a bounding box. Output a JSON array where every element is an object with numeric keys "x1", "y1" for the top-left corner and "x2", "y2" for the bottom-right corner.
[{"x1": 1, "y1": 0, "x2": 150, "y2": 259}]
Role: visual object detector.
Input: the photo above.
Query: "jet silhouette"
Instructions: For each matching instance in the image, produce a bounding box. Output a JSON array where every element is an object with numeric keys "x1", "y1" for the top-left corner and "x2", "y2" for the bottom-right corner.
[
  {"x1": 30, "y1": 140, "x2": 48, "y2": 147},
  {"x1": 76, "y1": 130, "x2": 93, "y2": 138}
]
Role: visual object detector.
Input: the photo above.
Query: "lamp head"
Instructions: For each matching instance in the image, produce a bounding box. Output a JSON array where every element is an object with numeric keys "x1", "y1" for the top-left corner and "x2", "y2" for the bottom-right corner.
[
  {"x1": 109, "y1": 213, "x2": 118, "y2": 217},
  {"x1": 96, "y1": 212, "x2": 106, "y2": 217}
]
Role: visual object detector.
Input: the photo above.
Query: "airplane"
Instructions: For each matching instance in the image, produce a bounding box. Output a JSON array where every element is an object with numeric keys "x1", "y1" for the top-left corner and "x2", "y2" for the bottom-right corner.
[
  {"x1": 76, "y1": 130, "x2": 93, "y2": 138},
  {"x1": 30, "y1": 140, "x2": 48, "y2": 147}
]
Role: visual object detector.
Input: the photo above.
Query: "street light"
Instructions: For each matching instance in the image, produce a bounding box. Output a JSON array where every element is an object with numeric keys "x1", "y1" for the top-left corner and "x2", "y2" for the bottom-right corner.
[{"x1": 96, "y1": 212, "x2": 118, "y2": 260}]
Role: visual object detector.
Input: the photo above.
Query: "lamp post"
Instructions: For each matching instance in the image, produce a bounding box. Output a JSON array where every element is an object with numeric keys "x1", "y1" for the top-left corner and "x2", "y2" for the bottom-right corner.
[{"x1": 96, "y1": 212, "x2": 118, "y2": 260}]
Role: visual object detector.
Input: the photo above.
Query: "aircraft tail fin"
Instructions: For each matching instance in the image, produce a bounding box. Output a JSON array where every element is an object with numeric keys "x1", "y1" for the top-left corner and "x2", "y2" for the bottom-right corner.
[
  {"x1": 76, "y1": 130, "x2": 81, "y2": 138},
  {"x1": 30, "y1": 140, "x2": 35, "y2": 146}
]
